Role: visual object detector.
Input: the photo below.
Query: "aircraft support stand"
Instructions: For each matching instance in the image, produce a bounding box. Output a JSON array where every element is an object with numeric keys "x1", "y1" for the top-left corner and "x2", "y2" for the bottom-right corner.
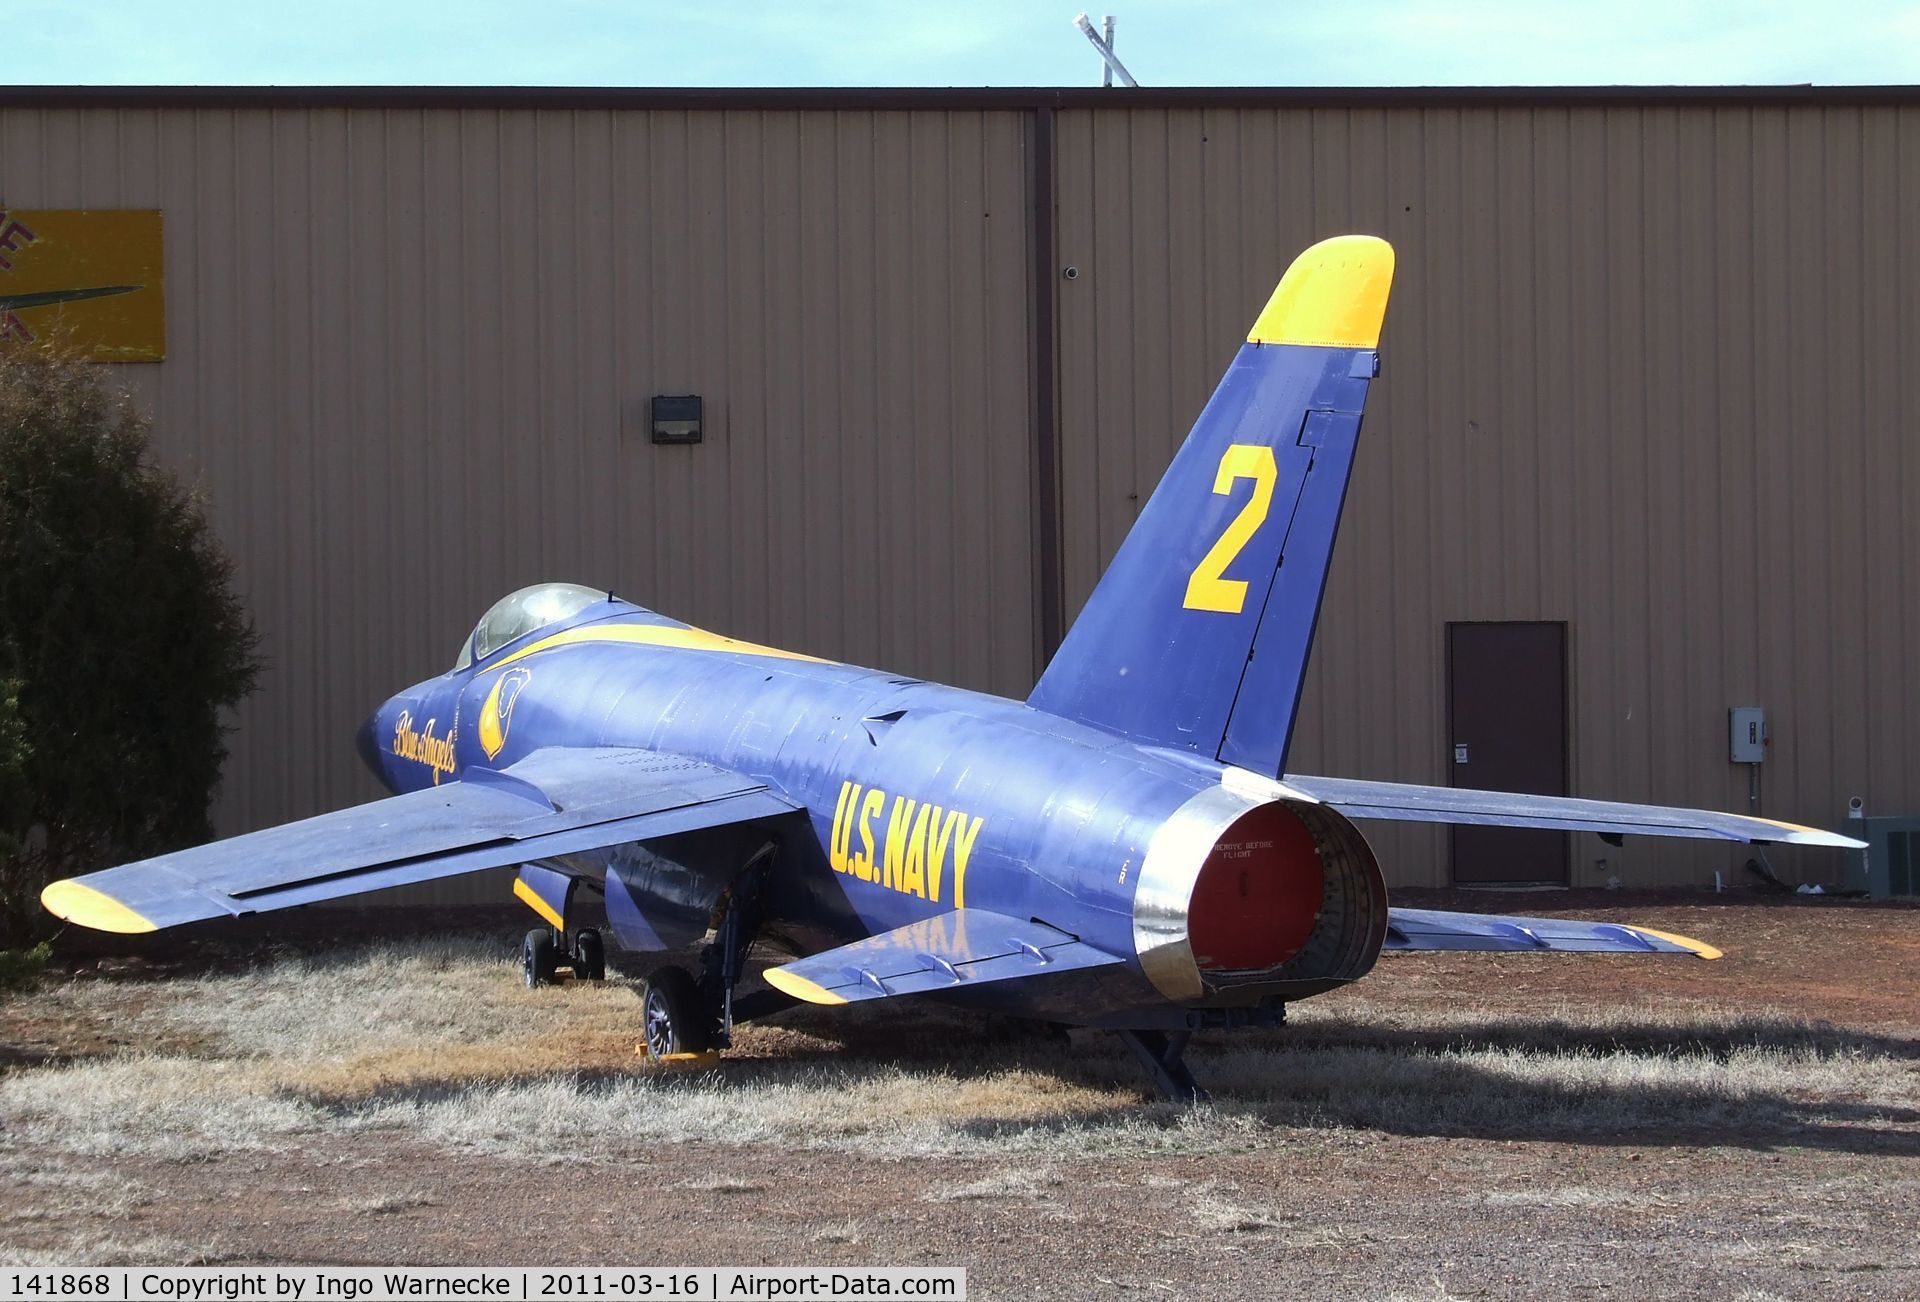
[
  {"x1": 1118, "y1": 1029, "x2": 1208, "y2": 1103},
  {"x1": 698, "y1": 841, "x2": 778, "y2": 1050}
]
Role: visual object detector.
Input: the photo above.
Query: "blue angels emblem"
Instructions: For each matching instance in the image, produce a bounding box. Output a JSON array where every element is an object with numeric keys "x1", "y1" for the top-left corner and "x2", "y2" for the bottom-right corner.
[{"x1": 478, "y1": 668, "x2": 532, "y2": 760}]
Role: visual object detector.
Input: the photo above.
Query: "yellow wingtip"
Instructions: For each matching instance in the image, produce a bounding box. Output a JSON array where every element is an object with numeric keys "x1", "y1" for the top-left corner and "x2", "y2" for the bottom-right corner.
[
  {"x1": 1633, "y1": 926, "x2": 1724, "y2": 961},
  {"x1": 40, "y1": 879, "x2": 157, "y2": 934},
  {"x1": 1248, "y1": 234, "x2": 1396, "y2": 348},
  {"x1": 1737, "y1": 815, "x2": 1863, "y2": 849},
  {"x1": 763, "y1": 966, "x2": 850, "y2": 1006},
  {"x1": 1753, "y1": 815, "x2": 1845, "y2": 842}
]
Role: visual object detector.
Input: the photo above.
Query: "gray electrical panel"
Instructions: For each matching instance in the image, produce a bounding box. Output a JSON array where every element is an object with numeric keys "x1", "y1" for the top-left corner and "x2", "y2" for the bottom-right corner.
[{"x1": 1729, "y1": 706, "x2": 1768, "y2": 763}]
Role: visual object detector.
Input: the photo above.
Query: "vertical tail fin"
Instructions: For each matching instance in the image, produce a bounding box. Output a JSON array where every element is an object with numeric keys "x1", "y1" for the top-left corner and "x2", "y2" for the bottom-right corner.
[{"x1": 1028, "y1": 235, "x2": 1394, "y2": 775}]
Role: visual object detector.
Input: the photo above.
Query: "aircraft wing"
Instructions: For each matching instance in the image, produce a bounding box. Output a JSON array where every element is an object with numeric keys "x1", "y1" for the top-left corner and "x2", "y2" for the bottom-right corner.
[
  {"x1": 1384, "y1": 907, "x2": 1722, "y2": 959},
  {"x1": 762, "y1": 908, "x2": 1126, "y2": 1005},
  {"x1": 40, "y1": 747, "x2": 800, "y2": 933},
  {"x1": 1280, "y1": 774, "x2": 1863, "y2": 849}
]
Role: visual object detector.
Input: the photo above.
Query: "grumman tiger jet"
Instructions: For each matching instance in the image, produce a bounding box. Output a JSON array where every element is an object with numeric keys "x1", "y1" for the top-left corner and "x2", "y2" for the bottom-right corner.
[{"x1": 42, "y1": 235, "x2": 1863, "y2": 1098}]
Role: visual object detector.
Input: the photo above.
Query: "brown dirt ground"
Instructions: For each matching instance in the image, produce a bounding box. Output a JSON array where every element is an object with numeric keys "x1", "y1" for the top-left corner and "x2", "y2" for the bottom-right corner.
[{"x1": 4, "y1": 891, "x2": 1919, "y2": 1300}]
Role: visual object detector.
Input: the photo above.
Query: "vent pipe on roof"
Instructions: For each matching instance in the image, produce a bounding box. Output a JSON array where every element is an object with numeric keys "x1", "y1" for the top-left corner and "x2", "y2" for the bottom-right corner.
[{"x1": 1075, "y1": 13, "x2": 1137, "y2": 87}]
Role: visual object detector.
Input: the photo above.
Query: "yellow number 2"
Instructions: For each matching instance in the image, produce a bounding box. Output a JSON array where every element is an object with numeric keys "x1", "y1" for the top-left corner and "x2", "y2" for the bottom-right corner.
[{"x1": 1181, "y1": 443, "x2": 1278, "y2": 614}]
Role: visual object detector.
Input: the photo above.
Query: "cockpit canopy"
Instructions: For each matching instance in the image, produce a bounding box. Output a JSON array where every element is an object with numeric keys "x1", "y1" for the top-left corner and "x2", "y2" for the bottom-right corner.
[{"x1": 455, "y1": 582, "x2": 610, "y2": 670}]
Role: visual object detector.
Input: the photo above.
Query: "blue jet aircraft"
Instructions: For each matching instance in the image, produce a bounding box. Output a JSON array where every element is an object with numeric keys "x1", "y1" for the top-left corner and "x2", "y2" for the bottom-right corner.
[{"x1": 43, "y1": 235, "x2": 1863, "y2": 1097}]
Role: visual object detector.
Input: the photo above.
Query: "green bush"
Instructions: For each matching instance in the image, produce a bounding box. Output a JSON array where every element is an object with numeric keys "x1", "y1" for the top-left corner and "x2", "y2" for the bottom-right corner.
[
  {"x1": 0, "y1": 343, "x2": 262, "y2": 948},
  {"x1": 0, "y1": 940, "x2": 49, "y2": 992}
]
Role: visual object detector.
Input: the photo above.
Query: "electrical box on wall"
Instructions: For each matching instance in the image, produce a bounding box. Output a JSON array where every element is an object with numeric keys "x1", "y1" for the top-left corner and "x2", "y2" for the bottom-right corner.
[{"x1": 1729, "y1": 706, "x2": 1768, "y2": 763}]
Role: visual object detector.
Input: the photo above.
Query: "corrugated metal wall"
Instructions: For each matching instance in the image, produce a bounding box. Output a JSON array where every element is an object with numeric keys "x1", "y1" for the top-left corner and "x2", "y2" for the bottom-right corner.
[
  {"x1": 2, "y1": 90, "x2": 1912, "y2": 895},
  {"x1": 0, "y1": 105, "x2": 1038, "y2": 908},
  {"x1": 1053, "y1": 102, "x2": 1920, "y2": 886}
]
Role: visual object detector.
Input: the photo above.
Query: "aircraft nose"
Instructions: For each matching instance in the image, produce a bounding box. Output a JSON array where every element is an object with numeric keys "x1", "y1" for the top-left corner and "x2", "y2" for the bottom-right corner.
[{"x1": 355, "y1": 709, "x2": 384, "y2": 779}]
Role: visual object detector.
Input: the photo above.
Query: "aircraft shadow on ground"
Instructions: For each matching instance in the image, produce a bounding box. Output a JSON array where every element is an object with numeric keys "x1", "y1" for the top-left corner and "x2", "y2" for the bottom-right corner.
[
  {"x1": 769, "y1": 1010, "x2": 1920, "y2": 1157},
  {"x1": 294, "y1": 1004, "x2": 1919, "y2": 1160}
]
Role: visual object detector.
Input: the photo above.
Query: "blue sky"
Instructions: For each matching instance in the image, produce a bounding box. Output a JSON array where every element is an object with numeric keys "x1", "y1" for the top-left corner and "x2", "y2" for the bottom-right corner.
[{"x1": 9, "y1": 2, "x2": 1920, "y2": 86}]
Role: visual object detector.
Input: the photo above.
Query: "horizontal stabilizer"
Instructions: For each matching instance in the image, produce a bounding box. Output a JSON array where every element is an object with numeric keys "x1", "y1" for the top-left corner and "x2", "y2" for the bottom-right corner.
[
  {"x1": 41, "y1": 747, "x2": 800, "y2": 933},
  {"x1": 1281, "y1": 774, "x2": 1864, "y2": 849},
  {"x1": 1384, "y1": 907, "x2": 1721, "y2": 959},
  {"x1": 763, "y1": 908, "x2": 1125, "y2": 1005}
]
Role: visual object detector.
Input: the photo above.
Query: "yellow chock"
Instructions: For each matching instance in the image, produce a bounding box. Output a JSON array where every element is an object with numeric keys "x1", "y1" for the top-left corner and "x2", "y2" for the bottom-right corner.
[{"x1": 634, "y1": 1046, "x2": 722, "y2": 1067}]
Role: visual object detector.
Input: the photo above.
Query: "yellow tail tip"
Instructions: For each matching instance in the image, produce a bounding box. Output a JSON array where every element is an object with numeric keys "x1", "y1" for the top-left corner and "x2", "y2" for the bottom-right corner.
[
  {"x1": 1247, "y1": 234, "x2": 1396, "y2": 349},
  {"x1": 40, "y1": 879, "x2": 157, "y2": 934}
]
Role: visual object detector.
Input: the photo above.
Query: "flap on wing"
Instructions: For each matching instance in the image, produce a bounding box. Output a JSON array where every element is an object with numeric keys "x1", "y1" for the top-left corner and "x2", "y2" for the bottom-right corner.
[
  {"x1": 41, "y1": 747, "x2": 801, "y2": 933},
  {"x1": 1384, "y1": 907, "x2": 1722, "y2": 959},
  {"x1": 1281, "y1": 773, "x2": 1864, "y2": 849},
  {"x1": 763, "y1": 908, "x2": 1125, "y2": 1005}
]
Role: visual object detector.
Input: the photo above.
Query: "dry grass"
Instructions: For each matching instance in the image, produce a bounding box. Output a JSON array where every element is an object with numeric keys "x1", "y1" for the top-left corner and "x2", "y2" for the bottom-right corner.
[
  {"x1": 923, "y1": 1167, "x2": 1060, "y2": 1202},
  {"x1": 338, "y1": 1191, "x2": 439, "y2": 1215},
  {"x1": 0, "y1": 1149, "x2": 215, "y2": 1266},
  {"x1": 2, "y1": 932, "x2": 1915, "y2": 1177},
  {"x1": 809, "y1": 1221, "x2": 861, "y2": 1246},
  {"x1": 678, "y1": 1174, "x2": 769, "y2": 1194},
  {"x1": 0, "y1": 1231, "x2": 220, "y2": 1268},
  {"x1": 1184, "y1": 1181, "x2": 1286, "y2": 1234},
  {"x1": 4, "y1": 921, "x2": 1919, "y2": 1286},
  {"x1": 0, "y1": 1155, "x2": 150, "y2": 1224}
]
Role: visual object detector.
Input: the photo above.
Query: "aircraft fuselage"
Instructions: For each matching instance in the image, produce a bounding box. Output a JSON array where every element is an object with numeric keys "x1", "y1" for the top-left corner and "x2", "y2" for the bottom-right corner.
[{"x1": 362, "y1": 604, "x2": 1385, "y2": 1027}]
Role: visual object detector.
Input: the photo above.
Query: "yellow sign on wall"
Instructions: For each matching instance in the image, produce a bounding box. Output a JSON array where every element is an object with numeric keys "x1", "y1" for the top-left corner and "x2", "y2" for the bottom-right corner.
[{"x1": 0, "y1": 209, "x2": 165, "y2": 361}]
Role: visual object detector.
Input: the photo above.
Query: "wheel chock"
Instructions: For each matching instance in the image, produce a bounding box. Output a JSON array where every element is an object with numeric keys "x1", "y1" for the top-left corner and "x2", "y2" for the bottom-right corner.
[{"x1": 635, "y1": 1045, "x2": 722, "y2": 1066}]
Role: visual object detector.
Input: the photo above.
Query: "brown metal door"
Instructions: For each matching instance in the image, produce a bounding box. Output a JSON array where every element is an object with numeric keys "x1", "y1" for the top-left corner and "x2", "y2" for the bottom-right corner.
[{"x1": 1447, "y1": 622, "x2": 1569, "y2": 885}]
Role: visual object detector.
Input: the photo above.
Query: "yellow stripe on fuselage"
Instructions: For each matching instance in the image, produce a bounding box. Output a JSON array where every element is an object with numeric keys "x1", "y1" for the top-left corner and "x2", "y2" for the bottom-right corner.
[
  {"x1": 1247, "y1": 234, "x2": 1395, "y2": 349},
  {"x1": 487, "y1": 622, "x2": 829, "y2": 673},
  {"x1": 40, "y1": 880, "x2": 157, "y2": 934}
]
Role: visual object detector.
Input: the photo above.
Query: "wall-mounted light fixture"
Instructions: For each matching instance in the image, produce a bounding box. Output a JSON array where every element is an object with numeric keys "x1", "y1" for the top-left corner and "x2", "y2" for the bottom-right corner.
[{"x1": 650, "y1": 394, "x2": 702, "y2": 445}]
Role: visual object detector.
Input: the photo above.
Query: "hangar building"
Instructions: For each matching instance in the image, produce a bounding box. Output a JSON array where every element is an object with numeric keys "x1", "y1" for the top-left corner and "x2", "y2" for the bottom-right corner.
[{"x1": 2, "y1": 85, "x2": 1913, "y2": 896}]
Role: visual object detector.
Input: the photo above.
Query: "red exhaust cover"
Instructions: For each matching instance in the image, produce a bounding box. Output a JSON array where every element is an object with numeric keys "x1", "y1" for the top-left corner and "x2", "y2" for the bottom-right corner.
[{"x1": 1188, "y1": 803, "x2": 1324, "y2": 971}]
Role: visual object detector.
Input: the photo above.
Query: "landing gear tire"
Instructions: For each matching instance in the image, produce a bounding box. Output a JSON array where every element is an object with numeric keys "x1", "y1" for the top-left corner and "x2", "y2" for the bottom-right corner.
[
  {"x1": 571, "y1": 928, "x2": 606, "y2": 981},
  {"x1": 523, "y1": 928, "x2": 560, "y2": 989},
  {"x1": 640, "y1": 966, "x2": 710, "y2": 1056}
]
